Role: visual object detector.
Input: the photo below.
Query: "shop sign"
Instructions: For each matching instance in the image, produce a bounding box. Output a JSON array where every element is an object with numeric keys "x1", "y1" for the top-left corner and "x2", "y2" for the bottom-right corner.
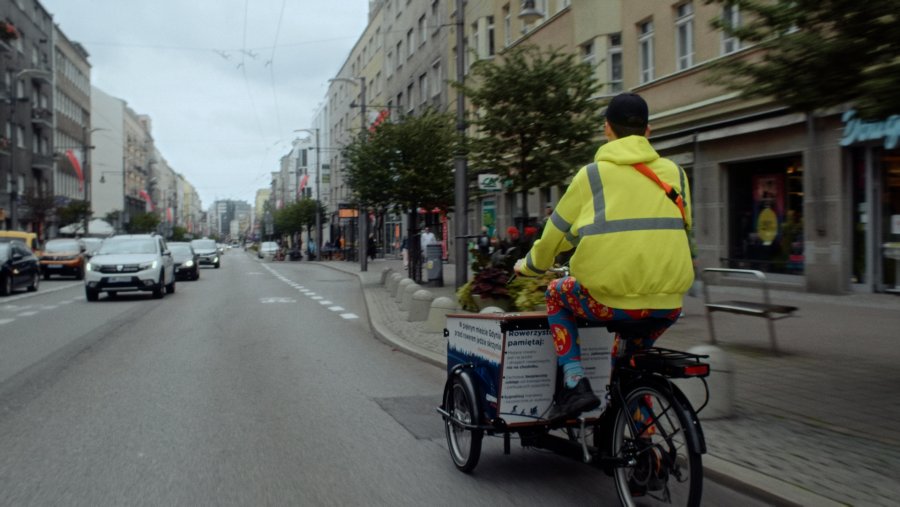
[
  {"x1": 478, "y1": 174, "x2": 501, "y2": 191},
  {"x1": 840, "y1": 109, "x2": 900, "y2": 149}
]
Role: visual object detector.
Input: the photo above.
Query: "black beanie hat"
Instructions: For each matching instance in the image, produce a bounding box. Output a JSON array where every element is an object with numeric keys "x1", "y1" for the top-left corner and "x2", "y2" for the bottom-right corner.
[{"x1": 604, "y1": 93, "x2": 649, "y2": 129}]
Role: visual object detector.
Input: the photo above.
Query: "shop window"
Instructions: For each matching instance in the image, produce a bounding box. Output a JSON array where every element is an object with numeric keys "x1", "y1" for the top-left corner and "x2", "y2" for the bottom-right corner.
[
  {"x1": 880, "y1": 149, "x2": 900, "y2": 289},
  {"x1": 727, "y1": 156, "x2": 804, "y2": 274}
]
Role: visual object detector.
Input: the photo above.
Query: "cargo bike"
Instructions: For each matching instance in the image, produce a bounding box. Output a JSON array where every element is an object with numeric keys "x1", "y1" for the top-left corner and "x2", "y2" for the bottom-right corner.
[{"x1": 437, "y1": 311, "x2": 711, "y2": 506}]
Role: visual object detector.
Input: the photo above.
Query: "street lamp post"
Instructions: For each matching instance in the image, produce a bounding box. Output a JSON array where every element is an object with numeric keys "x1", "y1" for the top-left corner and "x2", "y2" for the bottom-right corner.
[
  {"x1": 294, "y1": 128, "x2": 321, "y2": 260},
  {"x1": 99, "y1": 170, "x2": 126, "y2": 233},
  {"x1": 330, "y1": 76, "x2": 367, "y2": 272},
  {"x1": 454, "y1": 0, "x2": 468, "y2": 288}
]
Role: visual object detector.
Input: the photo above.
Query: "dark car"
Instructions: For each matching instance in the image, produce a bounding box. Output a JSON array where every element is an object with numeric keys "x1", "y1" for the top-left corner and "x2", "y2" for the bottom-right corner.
[
  {"x1": 168, "y1": 242, "x2": 200, "y2": 281},
  {"x1": 190, "y1": 238, "x2": 220, "y2": 268},
  {"x1": 0, "y1": 241, "x2": 41, "y2": 296}
]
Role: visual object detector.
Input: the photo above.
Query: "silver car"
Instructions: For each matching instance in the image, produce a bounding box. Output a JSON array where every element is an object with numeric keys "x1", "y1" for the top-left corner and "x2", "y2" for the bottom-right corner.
[{"x1": 84, "y1": 234, "x2": 176, "y2": 301}]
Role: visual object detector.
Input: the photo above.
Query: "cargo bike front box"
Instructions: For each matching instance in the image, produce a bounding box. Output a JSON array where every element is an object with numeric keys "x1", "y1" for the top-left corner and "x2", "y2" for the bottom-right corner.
[{"x1": 445, "y1": 311, "x2": 616, "y2": 427}]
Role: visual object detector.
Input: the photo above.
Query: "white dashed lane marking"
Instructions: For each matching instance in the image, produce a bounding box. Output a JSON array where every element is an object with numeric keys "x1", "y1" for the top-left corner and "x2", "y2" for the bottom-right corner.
[
  {"x1": 0, "y1": 318, "x2": 13, "y2": 325},
  {"x1": 261, "y1": 265, "x2": 359, "y2": 321},
  {"x1": 18, "y1": 311, "x2": 38, "y2": 317}
]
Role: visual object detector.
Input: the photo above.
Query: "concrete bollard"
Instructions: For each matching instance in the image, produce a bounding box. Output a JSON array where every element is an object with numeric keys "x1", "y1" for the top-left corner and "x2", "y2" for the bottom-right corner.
[
  {"x1": 380, "y1": 267, "x2": 394, "y2": 285},
  {"x1": 400, "y1": 282, "x2": 421, "y2": 311},
  {"x1": 394, "y1": 278, "x2": 413, "y2": 301},
  {"x1": 387, "y1": 272, "x2": 403, "y2": 294},
  {"x1": 407, "y1": 289, "x2": 435, "y2": 322},
  {"x1": 479, "y1": 306, "x2": 506, "y2": 314},
  {"x1": 674, "y1": 345, "x2": 734, "y2": 419},
  {"x1": 425, "y1": 296, "x2": 458, "y2": 333}
]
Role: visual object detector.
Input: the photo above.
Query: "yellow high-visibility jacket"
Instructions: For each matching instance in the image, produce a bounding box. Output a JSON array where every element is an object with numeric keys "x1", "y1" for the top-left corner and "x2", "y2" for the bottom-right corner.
[{"x1": 520, "y1": 135, "x2": 694, "y2": 309}]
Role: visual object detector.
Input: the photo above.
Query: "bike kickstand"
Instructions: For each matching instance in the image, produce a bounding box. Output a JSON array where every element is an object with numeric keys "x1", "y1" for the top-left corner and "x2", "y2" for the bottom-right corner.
[{"x1": 578, "y1": 417, "x2": 592, "y2": 464}]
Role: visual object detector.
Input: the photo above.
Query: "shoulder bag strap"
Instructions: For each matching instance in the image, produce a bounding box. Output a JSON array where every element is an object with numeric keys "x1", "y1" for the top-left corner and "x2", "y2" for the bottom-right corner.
[{"x1": 632, "y1": 162, "x2": 687, "y2": 223}]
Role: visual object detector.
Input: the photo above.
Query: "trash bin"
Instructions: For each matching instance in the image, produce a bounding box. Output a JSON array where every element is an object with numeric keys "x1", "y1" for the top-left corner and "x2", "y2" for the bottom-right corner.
[{"x1": 425, "y1": 243, "x2": 444, "y2": 287}]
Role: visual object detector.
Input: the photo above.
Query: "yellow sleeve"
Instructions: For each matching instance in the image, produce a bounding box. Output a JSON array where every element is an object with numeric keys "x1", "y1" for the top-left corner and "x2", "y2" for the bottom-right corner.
[{"x1": 520, "y1": 166, "x2": 587, "y2": 275}]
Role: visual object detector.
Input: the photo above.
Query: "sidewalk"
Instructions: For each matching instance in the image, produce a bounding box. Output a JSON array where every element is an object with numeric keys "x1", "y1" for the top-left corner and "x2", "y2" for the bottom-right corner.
[{"x1": 320, "y1": 256, "x2": 900, "y2": 507}]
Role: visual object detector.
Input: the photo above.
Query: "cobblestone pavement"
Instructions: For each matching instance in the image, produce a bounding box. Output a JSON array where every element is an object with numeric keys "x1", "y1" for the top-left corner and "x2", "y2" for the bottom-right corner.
[{"x1": 321, "y1": 256, "x2": 900, "y2": 506}]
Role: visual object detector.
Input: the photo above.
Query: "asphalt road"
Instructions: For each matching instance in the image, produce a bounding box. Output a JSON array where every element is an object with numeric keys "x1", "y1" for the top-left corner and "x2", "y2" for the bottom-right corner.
[{"x1": 0, "y1": 251, "x2": 770, "y2": 506}]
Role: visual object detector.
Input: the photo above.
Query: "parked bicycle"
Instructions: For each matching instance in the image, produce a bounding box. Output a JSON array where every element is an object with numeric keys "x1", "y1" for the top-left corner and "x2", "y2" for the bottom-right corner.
[{"x1": 438, "y1": 309, "x2": 710, "y2": 506}]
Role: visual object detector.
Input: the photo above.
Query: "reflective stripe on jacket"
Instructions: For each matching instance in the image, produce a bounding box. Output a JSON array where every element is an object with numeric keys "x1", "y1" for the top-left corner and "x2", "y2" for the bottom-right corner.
[{"x1": 521, "y1": 135, "x2": 694, "y2": 309}]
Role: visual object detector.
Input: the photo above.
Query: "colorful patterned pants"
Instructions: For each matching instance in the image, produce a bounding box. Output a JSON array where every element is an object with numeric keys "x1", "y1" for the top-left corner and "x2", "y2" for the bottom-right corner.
[{"x1": 545, "y1": 277, "x2": 681, "y2": 373}]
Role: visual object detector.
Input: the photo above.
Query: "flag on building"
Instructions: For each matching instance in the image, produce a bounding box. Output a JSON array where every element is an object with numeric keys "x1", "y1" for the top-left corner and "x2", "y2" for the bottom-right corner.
[{"x1": 65, "y1": 149, "x2": 85, "y2": 191}]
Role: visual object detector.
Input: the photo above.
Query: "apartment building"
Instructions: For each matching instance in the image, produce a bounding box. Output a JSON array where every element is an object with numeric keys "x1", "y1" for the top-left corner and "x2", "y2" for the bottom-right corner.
[
  {"x1": 0, "y1": 0, "x2": 54, "y2": 233},
  {"x1": 52, "y1": 25, "x2": 91, "y2": 224}
]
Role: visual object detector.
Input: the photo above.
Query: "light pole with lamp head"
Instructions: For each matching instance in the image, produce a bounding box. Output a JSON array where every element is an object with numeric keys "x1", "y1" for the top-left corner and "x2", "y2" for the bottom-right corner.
[
  {"x1": 294, "y1": 128, "x2": 321, "y2": 260},
  {"x1": 329, "y1": 76, "x2": 367, "y2": 272},
  {"x1": 99, "y1": 171, "x2": 127, "y2": 233}
]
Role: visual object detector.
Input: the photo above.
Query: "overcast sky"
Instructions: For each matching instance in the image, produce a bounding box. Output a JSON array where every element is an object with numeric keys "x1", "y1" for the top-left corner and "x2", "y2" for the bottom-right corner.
[{"x1": 42, "y1": 0, "x2": 371, "y2": 208}]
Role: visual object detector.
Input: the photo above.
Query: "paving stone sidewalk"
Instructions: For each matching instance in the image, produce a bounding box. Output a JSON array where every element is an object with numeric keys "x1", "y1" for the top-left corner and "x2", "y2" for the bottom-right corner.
[{"x1": 323, "y1": 257, "x2": 900, "y2": 506}]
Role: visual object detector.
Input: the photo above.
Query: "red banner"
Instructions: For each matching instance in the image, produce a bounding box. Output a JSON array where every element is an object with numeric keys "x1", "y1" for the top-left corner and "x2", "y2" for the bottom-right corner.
[
  {"x1": 138, "y1": 189, "x2": 154, "y2": 211},
  {"x1": 65, "y1": 149, "x2": 84, "y2": 191}
]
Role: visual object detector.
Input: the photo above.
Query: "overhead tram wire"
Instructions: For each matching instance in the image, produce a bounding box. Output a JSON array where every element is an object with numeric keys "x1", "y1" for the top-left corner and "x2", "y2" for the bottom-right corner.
[
  {"x1": 268, "y1": 0, "x2": 288, "y2": 135},
  {"x1": 240, "y1": 0, "x2": 268, "y2": 142}
]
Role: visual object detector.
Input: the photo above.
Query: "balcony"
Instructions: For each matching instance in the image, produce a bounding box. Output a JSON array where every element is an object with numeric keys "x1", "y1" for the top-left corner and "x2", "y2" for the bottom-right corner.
[
  {"x1": 31, "y1": 153, "x2": 53, "y2": 171},
  {"x1": 31, "y1": 107, "x2": 53, "y2": 128}
]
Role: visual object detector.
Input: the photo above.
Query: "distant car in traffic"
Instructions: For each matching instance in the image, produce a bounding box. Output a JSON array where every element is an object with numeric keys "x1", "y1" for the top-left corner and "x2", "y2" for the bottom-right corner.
[
  {"x1": 40, "y1": 238, "x2": 87, "y2": 280},
  {"x1": 0, "y1": 241, "x2": 41, "y2": 296},
  {"x1": 84, "y1": 234, "x2": 176, "y2": 301},
  {"x1": 168, "y1": 242, "x2": 200, "y2": 281},
  {"x1": 190, "y1": 238, "x2": 221, "y2": 268},
  {"x1": 258, "y1": 241, "x2": 279, "y2": 260}
]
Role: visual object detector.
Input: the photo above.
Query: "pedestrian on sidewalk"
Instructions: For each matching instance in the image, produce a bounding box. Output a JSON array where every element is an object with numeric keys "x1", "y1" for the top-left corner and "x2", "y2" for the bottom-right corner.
[
  {"x1": 367, "y1": 234, "x2": 377, "y2": 261},
  {"x1": 514, "y1": 92, "x2": 694, "y2": 420},
  {"x1": 420, "y1": 227, "x2": 436, "y2": 261},
  {"x1": 400, "y1": 236, "x2": 409, "y2": 268}
]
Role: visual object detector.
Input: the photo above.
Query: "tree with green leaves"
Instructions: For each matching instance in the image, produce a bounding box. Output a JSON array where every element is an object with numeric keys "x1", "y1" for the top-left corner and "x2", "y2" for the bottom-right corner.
[
  {"x1": 705, "y1": 0, "x2": 900, "y2": 119},
  {"x1": 129, "y1": 212, "x2": 160, "y2": 234},
  {"x1": 56, "y1": 199, "x2": 92, "y2": 234},
  {"x1": 456, "y1": 44, "x2": 603, "y2": 228},
  {"x1": 343, "y1": 110, "x2": 456, "y2": 279}
]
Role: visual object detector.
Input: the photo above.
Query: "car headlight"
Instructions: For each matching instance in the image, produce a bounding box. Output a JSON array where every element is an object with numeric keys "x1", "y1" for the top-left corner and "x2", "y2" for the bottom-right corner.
[
  {"x1": 184, "y1": 260, "x2": 194, "y2": 267},
  {"x1": 139, "y1": 260, "x2": 158, "y2": 270},
  {"x1": 86, "y1": 262, "x2": 94, "y2": 271}
]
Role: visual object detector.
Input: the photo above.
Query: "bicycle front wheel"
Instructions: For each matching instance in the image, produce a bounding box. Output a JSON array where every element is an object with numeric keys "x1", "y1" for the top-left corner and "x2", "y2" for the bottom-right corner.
[{"x1": 610, "y1": 382, "x2": 703, "y2": 506}]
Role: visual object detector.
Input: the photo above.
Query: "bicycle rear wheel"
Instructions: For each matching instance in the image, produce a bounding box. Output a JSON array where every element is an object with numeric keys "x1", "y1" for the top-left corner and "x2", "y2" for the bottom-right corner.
[
  {"x1": 443, "y1": 375, "x2": 483, "y2": 473},
  {"x1": 610, "y1": 382, "x2": 702, "y2": 506}
]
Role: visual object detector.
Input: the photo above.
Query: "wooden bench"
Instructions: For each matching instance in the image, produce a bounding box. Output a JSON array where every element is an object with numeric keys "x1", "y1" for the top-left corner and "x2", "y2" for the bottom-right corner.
[{"x1": 701, "y1": 268, "x2": 798, "y2": 354}]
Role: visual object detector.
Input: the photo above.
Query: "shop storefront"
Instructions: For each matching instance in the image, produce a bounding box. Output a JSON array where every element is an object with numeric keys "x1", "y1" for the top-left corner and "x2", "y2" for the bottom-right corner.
[
  {"x1": 842, "y1": 110, "x2": 900, "y2": 292},
  {"x1": 654, "y1": 109, "x2": 847, "y2": 294}
]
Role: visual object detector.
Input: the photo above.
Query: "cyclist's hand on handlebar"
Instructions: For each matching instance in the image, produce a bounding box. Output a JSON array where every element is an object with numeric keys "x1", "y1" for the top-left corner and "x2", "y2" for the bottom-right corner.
[{"x1": 513, "y1": 258, "x2": 532, "y2": 277}]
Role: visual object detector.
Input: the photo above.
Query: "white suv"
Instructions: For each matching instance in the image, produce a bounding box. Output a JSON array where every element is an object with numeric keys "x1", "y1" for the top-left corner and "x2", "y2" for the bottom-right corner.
[{"x1": 84, "y1": 234, "x2": 176, "y2": 301}]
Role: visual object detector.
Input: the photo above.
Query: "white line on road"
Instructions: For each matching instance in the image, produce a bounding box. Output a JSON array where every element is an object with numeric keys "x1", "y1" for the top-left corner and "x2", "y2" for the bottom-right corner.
[
  {"x1": 18, "y1": 311, "x2": 38, "y2": 317},
  {"x1": 340, "y1": 313, "x2": 359, "y2": 320},
  {"x1": 319, "y1": 300, "x2": 332, "y2": 305},
  {"x1": 328, "y1": 306, "x2": 345, "y2": 312},
  {"x1": 0, "y1": 318, "x2": 13, "y2": 325}
]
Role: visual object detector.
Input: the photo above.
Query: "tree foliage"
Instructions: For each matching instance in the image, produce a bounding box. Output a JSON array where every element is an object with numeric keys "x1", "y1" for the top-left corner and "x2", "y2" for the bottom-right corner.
[
  {"x1": 273, "y1": 198, "x2": 327, "y2": 237},
  {"x1": 56, "y1": 199, "x2": 92, "y2": 232},
  {"x1": 129, "y1": 212, "x2": 160, "y2": 233},
  {"x1": 342, "y1": 110, "x2": 456, "y2": 212},
  {"x1": 705, "y1": 0, "x2": 900, "y2": 118},
  {"x1": 456, "y1": 44, "x2": 603, "y2": 224}
]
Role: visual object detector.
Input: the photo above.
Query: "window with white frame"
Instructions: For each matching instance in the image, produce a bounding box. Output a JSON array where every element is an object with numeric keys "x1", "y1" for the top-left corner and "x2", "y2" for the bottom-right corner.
[
  {"x1": 406, "y1": 83, "x2": 414, "y2": 112},
  {"x1": 503, "y1": 4, "x2": 511, "y2": 47},
  {"x1": 407, "y1": 29, "x2": 414, "y2": 58},
  {"x1": 431, "y1": 0, "x2": 441, "y2": 35},
  {"x1": 418, "y1": 15, "x2": 427, "y2": 46},
  {"x1": 396, "y1": 41, "x2": 403, "y2": 69},
  {"x1": 609, "y1": 33, "x2": 623, "y2": 92},
  {"x1": 487, "y1": 16, "x2": 495, "y2": 57},
  {"x1": 676, "y1": 2, "x2": 694, "y2": 71},
  {"x1": 639, "y1": 20, "x2": 655, "y2": 84},
  {"x1": 721, "y1": 2, "x2": 741, "y2": 54},
  {"x1": 419, "y1": 73, "x2": 428, "y2": 104},
  {"x1": 431, "y1": 59, "x2": 442, "y2": 97},
  {"x1": 471, "y1": 21, "x2": 480, "y2": 59},
  {"x1": 387, "y1": 50, "x2": 394, "y2": 77},
  {"x1": 581, "y1": 39, "x2": 595, "y2": 68}
]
